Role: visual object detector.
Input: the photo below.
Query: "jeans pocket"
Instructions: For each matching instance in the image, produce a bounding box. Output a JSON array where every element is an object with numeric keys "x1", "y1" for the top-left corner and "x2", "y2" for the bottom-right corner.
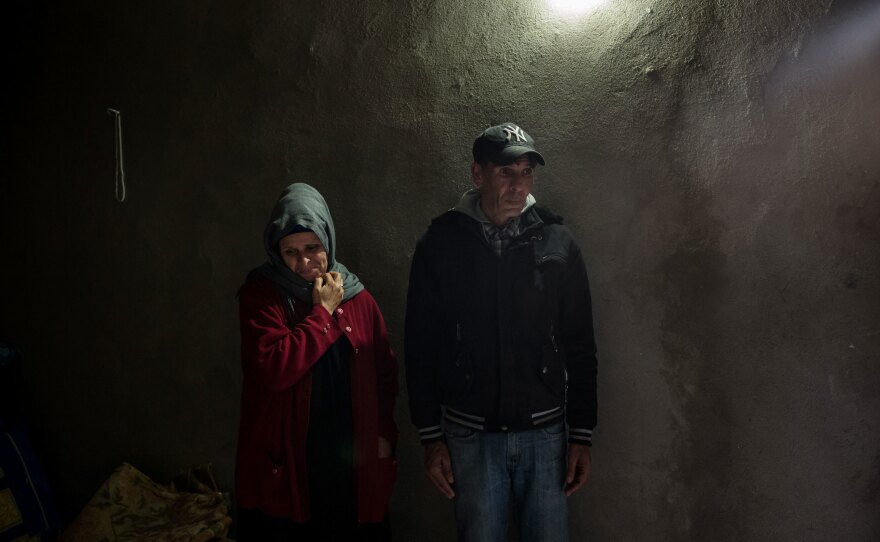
[
  {"x1": 443, "y1": 418, "x2": 476, "y2": 440},
  {"x1": 540, "y1": 419, "x2": 566, "y2": 436}
]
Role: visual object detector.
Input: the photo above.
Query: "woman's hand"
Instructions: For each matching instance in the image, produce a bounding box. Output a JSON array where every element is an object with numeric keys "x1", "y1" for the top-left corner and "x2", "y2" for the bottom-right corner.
[
  {"x1": 378, "y1": 436, "x2": 393, "y2": 459},
  {"x1": 313, "y1": 271, "x2": 344, "y2": 315}
]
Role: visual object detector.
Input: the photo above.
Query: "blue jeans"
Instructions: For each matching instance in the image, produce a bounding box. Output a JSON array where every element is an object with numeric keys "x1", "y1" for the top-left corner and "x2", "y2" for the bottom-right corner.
[{"x1": 444, "y1": 418, "x2": 569, "y2": 542}]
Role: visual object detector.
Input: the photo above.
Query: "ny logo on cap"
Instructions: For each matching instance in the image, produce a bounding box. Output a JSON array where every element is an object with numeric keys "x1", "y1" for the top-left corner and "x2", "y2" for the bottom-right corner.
[{"x1": 503, "y1": 124, "x2": 527, "y2": 143}]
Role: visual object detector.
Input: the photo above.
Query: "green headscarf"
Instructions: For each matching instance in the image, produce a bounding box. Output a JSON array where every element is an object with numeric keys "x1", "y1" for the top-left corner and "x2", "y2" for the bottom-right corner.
[{"x1": 253, "y1": 183, "x2": 364, "y2": 303}]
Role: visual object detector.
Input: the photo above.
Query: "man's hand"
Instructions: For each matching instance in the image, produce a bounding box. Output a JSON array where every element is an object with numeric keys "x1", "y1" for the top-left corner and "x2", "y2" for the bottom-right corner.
[
  {"x1": 565, "y1": 443, "x2": 591, "y2": 496},
  {"x1": 424, "y1": 441, "x2": 455, "y2": 499},
  {"x1": 313, "y1": 271, "x2": 344, "y2": 314}
]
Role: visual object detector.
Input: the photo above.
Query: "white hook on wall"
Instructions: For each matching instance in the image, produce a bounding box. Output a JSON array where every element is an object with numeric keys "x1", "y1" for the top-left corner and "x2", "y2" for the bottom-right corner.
[{"x1": 107, "y1": 108, "x2": 126, "y2": 202}]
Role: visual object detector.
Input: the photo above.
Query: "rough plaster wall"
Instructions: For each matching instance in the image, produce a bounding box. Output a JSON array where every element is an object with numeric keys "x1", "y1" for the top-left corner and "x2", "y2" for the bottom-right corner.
[{"x1": 2, "y1": 0, "x2": 878, "y2": 540}]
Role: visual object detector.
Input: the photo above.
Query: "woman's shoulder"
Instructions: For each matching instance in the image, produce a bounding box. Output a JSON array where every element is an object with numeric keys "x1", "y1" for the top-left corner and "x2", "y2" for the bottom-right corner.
[
  {"x1": 238, "y1": 272, "x2": 279, "y2": 304},
  {"x1": 344, "y1": 288, "x2": 376, "y2": 309},
  {"x1": 343, "y1": 289, "x2": 390, "y2": 323}
]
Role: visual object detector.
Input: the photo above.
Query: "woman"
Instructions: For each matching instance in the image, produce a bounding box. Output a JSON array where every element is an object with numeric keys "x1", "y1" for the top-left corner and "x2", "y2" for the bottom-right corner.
[{"x1": 235, "y1": 183, "x2": 398, "y2": 541}]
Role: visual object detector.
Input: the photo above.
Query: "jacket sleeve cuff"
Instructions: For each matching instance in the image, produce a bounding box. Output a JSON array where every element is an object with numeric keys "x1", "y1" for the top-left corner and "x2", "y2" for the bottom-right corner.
[
  {"x1": 568, "y1": 427, "x2": 593, "y2": 446},
  {"x1": 417, "y1": 424, "x2": 443, "y2": 445}
]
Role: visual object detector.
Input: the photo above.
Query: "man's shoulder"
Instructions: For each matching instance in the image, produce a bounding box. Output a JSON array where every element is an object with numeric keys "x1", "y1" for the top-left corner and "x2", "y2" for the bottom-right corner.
[
  {"x1": 527, "y1": 206, "x2": 575, "y2": 240},
  {"x1": 420, "y1": 210, "x2": 473, "y2": 241},
  {"x1": 429, "y1": 209, "x2": 467, "y2": 228},
  {"x1": 411, "y1": 211, "x2": 483, "y2": 266},
  {"x1": 525, "y1": 206, "x2": 586, "y2": 260},
  {"x1": 532, "y1": 205, "x2": 564, "y2": 226}
]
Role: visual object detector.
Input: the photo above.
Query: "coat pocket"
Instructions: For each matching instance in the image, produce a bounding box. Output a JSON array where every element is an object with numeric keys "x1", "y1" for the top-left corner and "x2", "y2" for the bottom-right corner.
[
  {"x1": 358, "y1": 457, "x2": 398, "y2": 522},
  {"x1": 442, "y1": 345, "x2": 474, "y2": 398},
  {"x1": 539, "y1": 341, "x2": 567, "y2": 399}
]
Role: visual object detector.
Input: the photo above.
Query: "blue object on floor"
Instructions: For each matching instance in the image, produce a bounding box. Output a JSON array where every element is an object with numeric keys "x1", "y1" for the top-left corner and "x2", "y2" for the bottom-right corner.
[{"x1": 0, "y1": 424, "x2": 60, "y2": 541}]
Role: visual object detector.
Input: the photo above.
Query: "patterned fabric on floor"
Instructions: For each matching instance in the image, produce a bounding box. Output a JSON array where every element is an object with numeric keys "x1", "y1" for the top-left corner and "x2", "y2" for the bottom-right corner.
[{"x1": 59, "y1": 462, "x2": 231, "y2": 542}]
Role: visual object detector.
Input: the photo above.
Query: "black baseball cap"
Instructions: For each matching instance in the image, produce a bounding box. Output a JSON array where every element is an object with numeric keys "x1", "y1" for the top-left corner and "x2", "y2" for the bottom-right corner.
[{"x1": 472, "y1": 122, "x2": 546, "y2": 166}]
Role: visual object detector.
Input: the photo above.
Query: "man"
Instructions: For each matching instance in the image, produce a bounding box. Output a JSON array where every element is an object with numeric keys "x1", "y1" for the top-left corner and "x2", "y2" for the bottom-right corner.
[{"x1": 405, "y1": 122, "x2": 598, "y2": 541}]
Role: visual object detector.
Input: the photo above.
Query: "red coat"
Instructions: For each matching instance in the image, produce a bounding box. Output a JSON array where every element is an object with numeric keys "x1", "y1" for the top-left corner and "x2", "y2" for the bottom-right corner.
[{"x1": 234, "y1": 275, "x2": 398, "y2": 522}]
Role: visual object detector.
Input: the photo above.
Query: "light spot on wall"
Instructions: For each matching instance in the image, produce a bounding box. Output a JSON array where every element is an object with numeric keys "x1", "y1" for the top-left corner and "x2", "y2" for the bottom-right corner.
[{"x1": 545, "y1": 0, "x2": 610, "y2": 18}]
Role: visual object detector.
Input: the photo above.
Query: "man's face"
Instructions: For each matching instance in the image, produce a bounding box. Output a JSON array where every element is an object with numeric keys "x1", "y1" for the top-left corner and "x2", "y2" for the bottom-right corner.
[{"x1": 471, "y1": 155, "x2": 537, "y2": 226}]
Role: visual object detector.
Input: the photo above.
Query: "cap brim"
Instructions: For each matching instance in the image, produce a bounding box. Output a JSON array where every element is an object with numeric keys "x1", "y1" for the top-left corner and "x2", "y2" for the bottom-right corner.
[{"x1": 496, "y1": 146, "x2": 546, "y2": 166}]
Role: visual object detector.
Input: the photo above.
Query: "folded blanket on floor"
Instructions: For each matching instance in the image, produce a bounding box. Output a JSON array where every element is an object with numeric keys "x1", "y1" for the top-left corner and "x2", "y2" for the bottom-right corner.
[{"x1": 59, "y1": 463, "x2": 231, "y2": 542}]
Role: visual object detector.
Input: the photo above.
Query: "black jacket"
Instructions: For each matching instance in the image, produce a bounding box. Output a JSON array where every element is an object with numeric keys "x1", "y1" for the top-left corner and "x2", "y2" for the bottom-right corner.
[{"x1": 405, "y1": 205, "x2": 598, "y2": 445}]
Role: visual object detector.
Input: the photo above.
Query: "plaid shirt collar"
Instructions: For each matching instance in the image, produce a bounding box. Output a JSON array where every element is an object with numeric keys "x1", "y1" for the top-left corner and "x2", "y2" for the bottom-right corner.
[{"x1": 475, "y1": 203, "x2": 521, "y2": 254}]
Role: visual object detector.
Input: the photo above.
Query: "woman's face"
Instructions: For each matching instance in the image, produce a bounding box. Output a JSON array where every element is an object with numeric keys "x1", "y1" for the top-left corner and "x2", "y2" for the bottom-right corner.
[{"x1": 278, "y1": 231, "x2": 328, "y2": 281}]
